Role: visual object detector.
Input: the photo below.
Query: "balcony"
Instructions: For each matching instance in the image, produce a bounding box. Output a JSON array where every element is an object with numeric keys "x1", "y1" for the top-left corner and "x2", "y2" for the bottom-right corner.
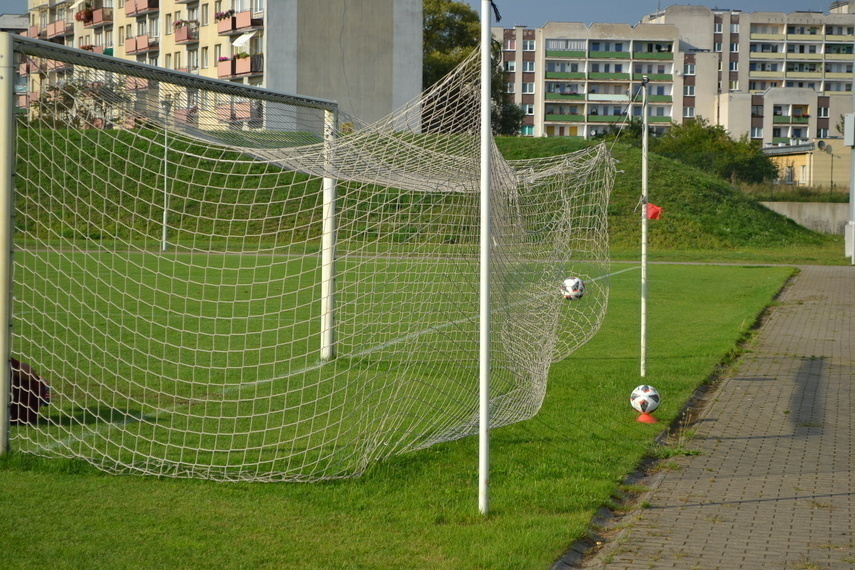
[
  {"x1": 588, "y1": 51, "x2": 630, "y2": 59},
  {"x1": 588, "y1": 72, "x2": 630, "y2": 80},
  {"x1": 174, "y1": 22, "x2": 200, "y2": 44},
  {"x1": 587, "y1": 114, "x2": 624, "y2": 122},
  {"x1": 125, "y1": 0, "x2": 159, "y2": 17},
  {"x1": 545, "y1": 92, "x2": 585, "y2": 101},
  {"x1": 545, "y1": 50, "x2": 585, "y2": 58},
  {"x1": 748, "y1": 51, "x2": 785, "y2": 59},
  {"x1": 17, "y1": 92, "x2": 39, "y2": 108},
  {"x1": 235, "y1": 10, "x2": 263, "y2": 32},
  {"x1": 19, "y1": 57, "x2": 46, "y2": 75},
  {"x1": 631, "y1": 73, "x2": 672, "y2": 81},
  {"x1": 27, "y1": 25, "x2": 45, "y2": 40},
  {"x1": 587, "y1": 93, "x2": 630, "y2": 102},
  {"x1": 632, "y1": 51, "x2": 673, "y2": 60},
  {"x1": 649, "y1": 95, "x2": 673, "y2": 103},
  {"x1": 544, "y1": 114, "x2": 585, "y2": 122},
  {"x1": 174, "y1": 106, "x2": 199, "y2": 127},
  {"x1": 545, "y1": 72, "x2": 585, "y2": 79},
  {"x1": 46, "y1": 20, "x2": 73, "y2": 39},
  {"x1": 218, "y1": 54, "x2": 264, "y2": 79},
  {"x1": 125, "y1": 35, "x2": 159, "y2": 55},
  {"x1": 86, "y1": 8, "x2": 114, "y2": 27},
  {"x1": 124, "y1": 77, "x2": 154, "y2": 92},
  {"x1": 217, "y1": 101, "x2": 263, "y2": 125},
  {"x1": 46, "y1": 59, "x2": 73, "y2": 73}
]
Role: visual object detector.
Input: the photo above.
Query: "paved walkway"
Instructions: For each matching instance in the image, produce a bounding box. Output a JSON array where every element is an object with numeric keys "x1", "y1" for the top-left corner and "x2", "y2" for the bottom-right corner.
[{"x1": 577, "y1": 265, "x2": 855, "y2": 569}]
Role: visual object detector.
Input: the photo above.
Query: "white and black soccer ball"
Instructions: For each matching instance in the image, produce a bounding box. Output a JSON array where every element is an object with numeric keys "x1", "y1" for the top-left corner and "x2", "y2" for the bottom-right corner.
[
  {"x1": 561, "y1": 277, "x2": 585, "y2": 300},
  {"x1": 630, "y1": 385, "x2": 661, "y2": 414}
]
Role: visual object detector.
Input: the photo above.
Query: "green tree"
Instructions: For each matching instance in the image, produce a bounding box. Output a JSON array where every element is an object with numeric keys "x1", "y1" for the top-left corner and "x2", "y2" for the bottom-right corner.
[
  {"x1": 423, "y1": 0, "x2": 523, "y2": 135},
  {"x1": 423, "y1": 0, "x2": 480, "y2": 89},
  {"x1": 652, "y1": 117, "x2": 777, "y2": 183}
]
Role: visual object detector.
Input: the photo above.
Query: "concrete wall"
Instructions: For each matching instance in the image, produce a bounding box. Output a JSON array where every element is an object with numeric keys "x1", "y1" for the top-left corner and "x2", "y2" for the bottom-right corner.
[
  {"x1": 267, "y1": 0, "x2": 422, "y2": 124},
  {"x1": 761, "y1": 201, "x2": 851, "y2": 234}
]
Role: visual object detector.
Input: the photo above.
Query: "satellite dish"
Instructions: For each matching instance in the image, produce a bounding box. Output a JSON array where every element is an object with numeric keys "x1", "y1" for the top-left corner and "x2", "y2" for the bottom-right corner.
[
  {"x1": 825, "y1": 144, "x2": 833, "y2": 154},
  {"x1": 818, "y1": 140, "x2": 826, "y2": 150}
]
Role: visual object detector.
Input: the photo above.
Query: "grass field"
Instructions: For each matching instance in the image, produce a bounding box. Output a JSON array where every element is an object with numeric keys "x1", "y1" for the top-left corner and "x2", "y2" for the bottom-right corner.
[
  {"x1": 0, "y1": 263, "x2": 793, "y2": 568},
  {"x1": 3, "y1": 126, "x2": 841, "y2": 566}
]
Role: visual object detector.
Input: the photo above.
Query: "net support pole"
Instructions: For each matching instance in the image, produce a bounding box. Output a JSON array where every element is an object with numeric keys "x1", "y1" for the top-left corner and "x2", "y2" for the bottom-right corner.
[
  {"x1": 0, "y1": 33, "x2": 15, "y2": 453},
  {"x1": 640, "y1": 75, "x2": 649, "y2": 378},
  {"x1": 320, "y1": 109, "x2": 337, "y2": 361},
  {"x1": 478, "y1": 0, "x2": 492, "y2": 516},
  {"x1": 161, "y1": 122, "x2": 168, "y2": 251}
]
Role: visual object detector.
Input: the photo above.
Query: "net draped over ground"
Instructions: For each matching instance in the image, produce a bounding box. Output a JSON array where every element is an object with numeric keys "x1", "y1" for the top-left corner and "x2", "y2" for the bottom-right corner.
[{"x1": 11, "y1": 39, "x2": 614, "y2": 481}]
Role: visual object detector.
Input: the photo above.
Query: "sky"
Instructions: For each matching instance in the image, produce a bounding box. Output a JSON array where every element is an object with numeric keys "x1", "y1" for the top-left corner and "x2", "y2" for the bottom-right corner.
[
  {"x1": 0, "y1": 0, "x2": 832, "y2": 23},
  {"x1": 463, "y1": 0, "x2": 830, "y2": 27}
]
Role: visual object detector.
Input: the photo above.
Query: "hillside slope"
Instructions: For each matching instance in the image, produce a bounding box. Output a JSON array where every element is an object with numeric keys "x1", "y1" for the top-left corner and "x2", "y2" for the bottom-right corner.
[{"x1": 496, "y1": 137, "x2": 826, "y2": 251}]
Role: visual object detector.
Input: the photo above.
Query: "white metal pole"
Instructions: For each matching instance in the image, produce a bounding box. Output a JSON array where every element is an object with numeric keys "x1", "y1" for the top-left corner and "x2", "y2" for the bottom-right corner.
[
  {"x1": 161, "y1": 124, "x2": 168, "y2": 251},
  {"x1": 640, "y1": 76, "x2": 649, "y2": 378},
  {"x1": 320, "y1": 110, "x2": 337, "y2": 361},
  {"x1": 849, "y1": 59, "x2": 855, "y2": 264},
  {"x1": 0, "y1": 33, "x2": 16, "y2": 453},
  {"x1": 478, "y1": 0, "x2": 492, "y2": 516}
]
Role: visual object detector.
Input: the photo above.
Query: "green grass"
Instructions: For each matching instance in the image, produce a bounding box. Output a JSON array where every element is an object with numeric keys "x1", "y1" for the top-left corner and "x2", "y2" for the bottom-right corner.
[
  {"x1": 496, "y1": 137, "x2": 847, "y2": 265},
  {"x1": 0, "y1": 264, "x2": 793, "y2": 568}
]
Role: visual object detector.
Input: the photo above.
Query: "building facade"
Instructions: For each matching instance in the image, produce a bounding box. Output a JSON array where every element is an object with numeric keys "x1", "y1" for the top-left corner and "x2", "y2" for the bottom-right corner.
[
  {"x1": 500, "y1": 2, "x2": 855, "y2": 149},
  {"x1": 20, "y1": 0, "x2": 421, "y2": 124}
]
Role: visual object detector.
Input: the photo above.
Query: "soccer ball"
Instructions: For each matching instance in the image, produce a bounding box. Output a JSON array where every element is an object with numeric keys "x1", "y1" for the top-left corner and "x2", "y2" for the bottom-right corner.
[
  {"x1": 630, "y1": 385, "x2": 660, "y2": 414},
  {"x1": 561, "y1": 277, "x2": 585, "y2": 300}
]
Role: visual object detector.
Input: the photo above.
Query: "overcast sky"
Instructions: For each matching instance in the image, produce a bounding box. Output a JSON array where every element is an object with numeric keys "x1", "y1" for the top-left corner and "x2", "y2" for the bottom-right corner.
[{"x1": 0, "y1": 0, "x2": 834, "y2": 24}]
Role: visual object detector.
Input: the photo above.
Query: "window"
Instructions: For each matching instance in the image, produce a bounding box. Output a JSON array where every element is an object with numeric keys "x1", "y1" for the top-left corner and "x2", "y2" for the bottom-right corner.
[
  {"x1": 714, "y1": 23, "x2": 722, "y2": 33},
  {"x1": 818, "y1": 128, "x2": 829, "y2": 138},
  {"x1": 201, "y1": 46, "x2": 209, "y2": 68},
  {"x1": 118, "y1": 27, "x2": 124, "y2": 45},
  {"x1": 818, "y1": 107, "x2": 829, "y2": 118},
  {"x1": 730, "y1": 43, "x2": 738, "y2": 52},
  {"x1": 149, "y1": 16, "x2": 159, "y2": 38},
  {"x1": 523, "y1": 60, "x2": 535, "y2": 72},
  {"x1": 504, "y1": 60, "x2": 516, "y2": 72},
  {"x1": 614, "y1": 64, "x2": 622, "y2": 73},
  {"x1": 729, "y1": 61, "x2": 738, "y2": 71},
  {"x1": 683, "y1": 106, "x2": 695, "y2": 117},
  {"x1": 730, "y1": 23, "x2": 739, "y2": 33},
  {"x1": 506, "y1": 82, "x2": 515, "y2": 93},
  {"x1": 504, "y1": 39, "x2": 516, "y2": 50},
  {"x1": 174, "y1": 51, "x2": 181, "y2": 70},
  {"x1": 164, "y1": 53, "x2": 171, "y2": 68},
  {"x1": 683, "y1": 85, "x2": 695, "y2": 96},
  {"x1": 684, "y1": 63, "x2": 695, "y2": 75},
  {"x1": 522, "y1": 82, "x2": 535, "y2": 94},
  {"x1": 750, "y1": 127, "x2": 763, "y2": 138},
  {"x1": 165, "y1": 13, "x2": 172, "y2": 34},
  {"x1": 523, "y1": 40, "x2": 535, "y2": 51},
  {"x1": 522, "y1": 125, "x2": 534, "y2": 136},
  {"x1": 729, "y1": 80, "x2": 738, "y2": 90},
  {"x1": 253, "y1": 0, "x2": 263, "y2": 13},
  {"x1": 188, "y1": 49, "x2": 199, "y2": 71},
  {"x1": 714, "y1": 42, "x2": 722, "y2": 52},
  {"x1": 524, "y1": 104, "x2": 534, "y2": 115},
  {"x1": 214, "y1": 0, "x2": 222, "y2": 13},
  {"x1": 214, "y1": 44, "x2": 222, "y2": 61},
  {"x1": 201, "y1": 4, "x2": 209, "y2": 26},
  {"x1": 751, "y1": 105, "x2": 763, "y2": 117}
]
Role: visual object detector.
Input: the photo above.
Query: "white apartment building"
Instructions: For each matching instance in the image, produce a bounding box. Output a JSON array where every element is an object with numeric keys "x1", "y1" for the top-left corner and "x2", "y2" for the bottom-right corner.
[
  {"x1": 20, "y1": 0, "x2": 422, "y2": 124},
  {"x1": 501, "y1": 3, "x2": 855, "y2": 148}
]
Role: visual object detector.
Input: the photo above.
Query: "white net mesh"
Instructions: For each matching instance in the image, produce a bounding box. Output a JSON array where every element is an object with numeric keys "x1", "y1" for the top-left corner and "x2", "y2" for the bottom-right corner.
[{"x1": 10, "y1": 37, "x2": 614, "y2": 481}]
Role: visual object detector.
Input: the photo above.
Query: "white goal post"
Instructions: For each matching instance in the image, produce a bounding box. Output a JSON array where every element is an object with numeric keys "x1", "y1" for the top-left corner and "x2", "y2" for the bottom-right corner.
[{"x1": 1, "y1": 31, "x2": 614, "y2": 482}]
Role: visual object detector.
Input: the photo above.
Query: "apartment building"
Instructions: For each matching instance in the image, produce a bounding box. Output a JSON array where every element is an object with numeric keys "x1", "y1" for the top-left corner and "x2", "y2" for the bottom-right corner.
[
  {"x1": 502, "y1": 22, "x2": 681, "y2": 138},
  {"x1": 20, "y1": 0, "x2": 421, "y2": 124},
  {"x1": 500, "y1": 3, "x2": 855, "y2": 148}
]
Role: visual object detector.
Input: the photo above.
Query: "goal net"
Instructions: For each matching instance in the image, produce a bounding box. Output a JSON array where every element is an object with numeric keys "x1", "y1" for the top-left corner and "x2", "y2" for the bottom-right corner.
[{"x1": 7, "y1": 35, "x2": 614, "y2": 481}]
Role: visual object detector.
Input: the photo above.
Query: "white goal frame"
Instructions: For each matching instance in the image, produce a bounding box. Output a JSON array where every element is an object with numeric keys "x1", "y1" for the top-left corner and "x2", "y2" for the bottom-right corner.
[{"x1": 0, "y1": 32, "x2": 342, "y2": 451}]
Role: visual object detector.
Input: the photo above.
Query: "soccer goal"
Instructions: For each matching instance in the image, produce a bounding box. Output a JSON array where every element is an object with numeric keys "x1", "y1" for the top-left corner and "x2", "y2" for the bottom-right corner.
[{"x1": 1, "y1": 32, "x2": 614, "y2": 482}]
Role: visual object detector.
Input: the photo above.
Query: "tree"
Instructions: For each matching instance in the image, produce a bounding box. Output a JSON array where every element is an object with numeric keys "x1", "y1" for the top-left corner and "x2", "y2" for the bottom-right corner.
[
  {"x1": 652, "y1": 117, "x2": 777, "y2": 183},
  {"x1": 423, "y1": 0, "x2": 479, "y2": 89},
  {"x1": 423, "y1": 0, "x2": 523, "y2": 135}
]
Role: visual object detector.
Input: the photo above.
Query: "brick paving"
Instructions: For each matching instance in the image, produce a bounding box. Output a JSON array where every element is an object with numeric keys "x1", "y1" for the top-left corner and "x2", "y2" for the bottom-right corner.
[{"x1": 577, "y1": 266, "x2": 855, "y2": 569}]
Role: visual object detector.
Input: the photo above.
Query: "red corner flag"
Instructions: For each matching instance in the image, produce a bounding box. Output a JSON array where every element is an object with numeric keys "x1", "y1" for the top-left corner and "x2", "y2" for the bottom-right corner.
[{"x1": 646, "y1": 203, "x2": 662, "y2": 220}]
